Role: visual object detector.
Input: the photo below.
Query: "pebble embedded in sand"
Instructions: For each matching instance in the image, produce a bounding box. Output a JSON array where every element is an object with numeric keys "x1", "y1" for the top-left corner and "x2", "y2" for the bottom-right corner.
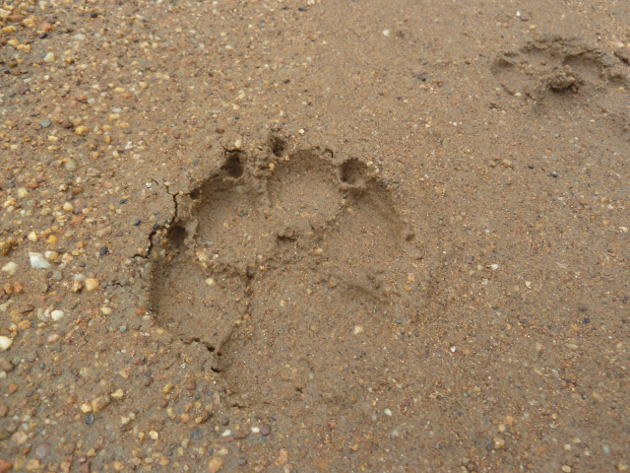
[
  {"x1": 1, "y1": 262, "x2": 17, "y2": 276},
  {"x1": 85, "y1": 278, "x2": 100, "y2": 291},
  {"x1": 208, "y1": 456, "x2": 224, "y2": 473},
  {"x1": 30, "y1": 252, "x2": 51, "y2": 269},
  {"x1": 0, "y1": 337, "x2": 13, "y2": 352}
]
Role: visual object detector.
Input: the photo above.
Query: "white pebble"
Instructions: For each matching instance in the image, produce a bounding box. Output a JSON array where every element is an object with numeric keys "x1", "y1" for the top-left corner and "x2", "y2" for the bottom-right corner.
[
  {"x1": 205, "y1": 278, "x2": 216, "y2": 286},
  {"x1": 44, "y1": 52, "x2": 55, "y2": 63},
  {"x1": 382, "y1": 29, "x2": 390, "y2": 37},
  {"x1": 251, "y1": 427, "x2": 260, "y2": 433},
  {"x1": 353, "y1": 325, "x2": 364, "y2": 335},
  {"x1": 0, "y1": 336, "x2": 13, "y2": 351},
  {"x1": 30, "y1": 252, "x2": 51, "y2": 269},
  {"x1": 490, "y1": 264, "x2": 499, "y2": 271},
  {"x1": 1, "y1": 262, "x2": 18, "y2": 275},
  {"x1": 51, "y1": 310, "x2": 65, "y2": 321},
  {"x1": 384, "y1": 408, "x2": 392, "y2": 416}
]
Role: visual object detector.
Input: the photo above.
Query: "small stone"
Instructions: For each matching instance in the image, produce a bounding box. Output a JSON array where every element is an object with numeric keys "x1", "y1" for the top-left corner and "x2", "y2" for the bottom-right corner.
[
  {"x1": 0, "y1": 405, "x2": 8, "y2": 417},
  {"x1": 34, "y1": 442, "x2": 53, "y2": 459},
  {"x1": 51, "y1": 310, "x2": 65, "y2": 321},
  {"x1": 384, "y1": 408, "x2": 392, "y2": 416},
  {"x1": 101, "y1": 307, "x2": 113, "y2": 315},
  {"x1": 234, "y1": 139, "x2": 242, "y2": 149},
  {"x1": 493, "y1": 437, "x2": 505, "y2": 449},
  {"x1": 205, "y1": 278, "x2": 216, "y2": 286},
  {"x1": 353, "y1": 325, "x2": 364, "y2": 335},
  {"x1": 550, "y1": 171, "x2": 559, "y2": 178},
  {"x1": 0, "y1": 238, "x2": 16, "y2": 256},
  {"x1": 75, "y1": 126, "x2": 89, "y2": 135},
  {"x1": 273, "y1": 448, "x2": 289, "y2": 466},
  {"x1": 85, "y1": 278, "x2": 100, "y2": 291},
  {"x1": 25, "y1": 459, "x2": 41, "y2": 472},
  {"x1": 11, "y1": 430, "x2": 28, "y2": 444},
  {"x1": 562, "y1": 466, "x2": 572, "y2": 473},
  {"x1": 81, "y1": 403, "x2": 93, "y2": 413},
  {"x1": 0, "y1": 337, "x2": 13, "y2": 352},
  {"x1": 8, "y1": 383, "x2": 18, "y2": 395},
  {"x1": 163, "y1": 382, "x2": 174, "y2": 394},
  {"x1": 0, "y1": 358, "x2": 13, "y2": 372},
  {"x1": 45, "y1": 251, "x2": 59, "y2": 261},
  {"x1": 17, "y1": 320, "x2": 31, "y2": 331},
  {"x1": 30, "y1": 252, "x2": 51, "y2": 269},
  {"x1": 0, "y1": 460, "x2": 11, "y2": 473},
  {"x1": 149, "y1": 430, "x2": 159, "y2": 440},
  {"x1": 91, "y1": 396, "x2": 111, "y2": 412},
  {"x1": 44, "y1": 52, "x2": 55, "y2": 63},
  {"x1": 1, "y1": 262, "x2": 18, "y2": 276},
  {"x1": 65, "y1": 159, "x2": 78, "y2": 172},
  {"x1": 40, "y1": 119, "x2": 52, "y2": 128},
  {"x1": 208, "y1": 456, "x2": 224, "y2": 473},
  {"x1": 261, "y1": 424, "x2": 272, "y2": 436}
]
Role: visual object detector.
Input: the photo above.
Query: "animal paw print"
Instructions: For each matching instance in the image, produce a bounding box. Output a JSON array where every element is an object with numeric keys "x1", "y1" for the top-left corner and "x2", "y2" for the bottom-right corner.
[{"x1": 149, "y1": 137, "x2": 427, "y2": 406}]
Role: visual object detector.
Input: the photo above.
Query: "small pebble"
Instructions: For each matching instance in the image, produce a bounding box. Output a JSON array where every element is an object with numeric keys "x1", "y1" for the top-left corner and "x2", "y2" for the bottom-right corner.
[
  {"x1": 0, "y1": 337, "x2": 13, "y2": 352},
  {"x1": 208, "y1": 457, "x2": 225, "y2": 473},
  {"x1": 34, "y1": 442, "x2": 53, "y2": 460},
  {"x1": 261, "y1": 423, "x2": 272, "y2": 436},
  {"x1": 91, "y1": 395, "x2": 111, "y2": 412},
  {"x1": 85, "y1": 278, "x2": 100, "y2": 291},
  {"x1": 30, "y1": 252, "x2": 51, "y2": 269},
  {"x1": 65, "y1": 159, "x2": 78, "y2": 172},
  {"x1": 2, "y1": 262, "x2": 18, "y2": 276}
]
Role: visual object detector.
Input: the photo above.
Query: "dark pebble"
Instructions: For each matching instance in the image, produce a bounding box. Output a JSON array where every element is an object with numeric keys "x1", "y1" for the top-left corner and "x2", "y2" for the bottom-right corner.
[
  {"x1": 133, "y1": 219, "x2": 141, "y2": 226},
  {"x1": 85, "y1": 414, "x2": 94, "y2": 425},
  {"x1": 261, "y1": 423, "x2": 271, "y2": 436},
  {"x1": 120, "y1": 199, "x2": 127, "y2": 204},
  {"x1": 550, "y1": 171, "x2": 559, "y2": 178},
  {"x1": 582, "y1": 318, "x2": 590, "y2": 324},
  {"x1": 99, "y1": 247, "x2": 109, "y2": 256}
]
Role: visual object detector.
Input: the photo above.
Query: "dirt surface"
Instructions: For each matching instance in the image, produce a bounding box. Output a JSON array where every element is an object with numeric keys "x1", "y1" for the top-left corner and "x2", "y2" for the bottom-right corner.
[{"x1": 1, "y1": 0, "x2": 630, "y2": 472}]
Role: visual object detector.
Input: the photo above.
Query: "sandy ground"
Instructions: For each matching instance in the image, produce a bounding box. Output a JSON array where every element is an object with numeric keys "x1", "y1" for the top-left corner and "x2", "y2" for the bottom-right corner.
[{"x1": 1, "y1": 0, "x2": 630, "y2": 472}]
